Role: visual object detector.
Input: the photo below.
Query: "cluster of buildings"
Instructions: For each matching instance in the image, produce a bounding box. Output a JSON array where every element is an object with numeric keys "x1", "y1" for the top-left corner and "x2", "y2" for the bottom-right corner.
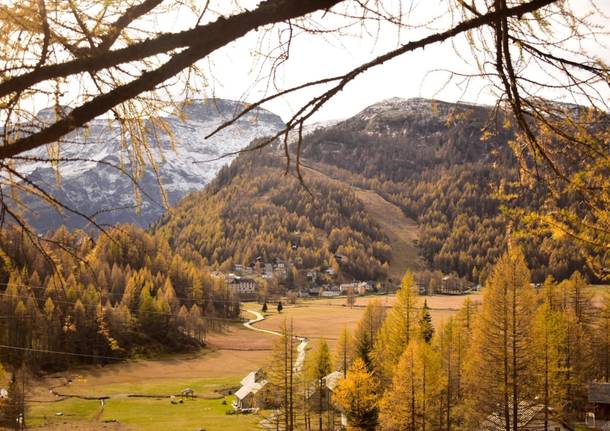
[
  {"x1": 223, "y1": 259, "x2": 293, "y2": 298},
  {"x1": 232, "y1": 367, "x2": 347, "y2": 427},
  {"x1": 315, "y1": 281, "x2": 373, "y2": 297},
  {"x1": 233, "y1": 260, "x2": 290, "y2": 280},
  {"x1": 222, "y1": 257, "x2": 378, "y2": 300}
]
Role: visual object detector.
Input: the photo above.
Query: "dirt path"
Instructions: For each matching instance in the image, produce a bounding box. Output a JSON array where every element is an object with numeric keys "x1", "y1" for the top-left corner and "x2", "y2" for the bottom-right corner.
[
  {"x1": 242, "y1": 309, "x2": 308, "y2": 429},
  {"x1": 301, "y1": 165, "x2": 425, "y2": 280},
  {"x1": 243, "y1": 310, "x2": 308, "y2": 372}
]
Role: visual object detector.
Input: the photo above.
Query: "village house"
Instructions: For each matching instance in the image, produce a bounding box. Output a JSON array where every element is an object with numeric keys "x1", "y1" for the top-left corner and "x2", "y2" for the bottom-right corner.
[
  {"x1": 226, "y1": 276, "x2": 258, "y2": 296},
  {"x1": 320, "y1": 289, "x2": 340, "y2": 297},
  {"x1": 263, "y1": 263, "x2": 274, "y2": 279},
  {"x1": 308, "y1": 287, "x2": 321, "y2": 296},
  {"x1": 233, "y1": 369, "x2": 271, "y2": 411},
  {"x1": 339, "y1": 282, "x2": 369, "y2": 295},
  {"x1": 274, "y1": 262, "x2": 288, "y2": 279},
  {"x1": 587, "y1": 382, "x2": 610, "y2": 429},
  {"x1": 305, "y1": 371, "x2": 345, "y2": 425},
  {"x1": 439, "y1": 274, "x2": 471, "y2": 294},
  {"x1": 482, "y1": 402, "x2": 572, "y2": 431},
  {"x1": 306, "y1": 270, "x2": 318, "y2": 284},
  {"x1": 319, "y1": 284, "x2": 340, "y2": 296}
]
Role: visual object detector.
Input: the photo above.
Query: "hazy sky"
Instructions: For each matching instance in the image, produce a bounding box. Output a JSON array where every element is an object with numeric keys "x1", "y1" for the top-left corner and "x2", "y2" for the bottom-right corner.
[{"x1": 192, "y1": 1, "x2": 610, "y2": 123}]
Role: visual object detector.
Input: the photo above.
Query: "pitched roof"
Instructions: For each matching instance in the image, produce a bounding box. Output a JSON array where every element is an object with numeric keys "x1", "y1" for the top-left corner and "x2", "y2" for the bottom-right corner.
[
  {"x1": 589, "y1": 382, "x2": 610, "y2": 404},
  {"x1": 325, "y1": 371, "x2": 344, "y2": 392},
  {"x1": 235, "y1": 377, "x2": 267, "y2": 400},
  {"x1": 236, "y1": 370, "x2": 268, "y2": 401},
  {"x1": 482, "y1": 403, "x2": 545, "y2": 430}
]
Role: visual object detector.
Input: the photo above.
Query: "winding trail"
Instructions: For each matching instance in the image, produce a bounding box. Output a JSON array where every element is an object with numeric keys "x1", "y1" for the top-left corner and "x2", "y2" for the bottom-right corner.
[
  {"x1": 243, "y1": 309, "x2": 309, "y2": 429},
  {"x1": 243, "y1": 309, "x2": 308, "y2": 372}
]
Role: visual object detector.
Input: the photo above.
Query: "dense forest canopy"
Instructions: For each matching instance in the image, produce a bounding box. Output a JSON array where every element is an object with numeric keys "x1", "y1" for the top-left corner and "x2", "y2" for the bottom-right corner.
[
  {"x1": 156, "y1": 147, "x2": 391, "y2": 282},
  {"x1": 301, "y1": 98, "x2": 601, "y2": 283},
  {"x1": 0, "y1": 224, "x2": 239, "y2": 371}
]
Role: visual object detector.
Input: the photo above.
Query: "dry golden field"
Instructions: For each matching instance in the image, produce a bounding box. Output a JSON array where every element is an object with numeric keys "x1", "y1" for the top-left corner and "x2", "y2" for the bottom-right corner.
[{"x1": 253, "y1": 293, "x2": 480, "y2": 348}]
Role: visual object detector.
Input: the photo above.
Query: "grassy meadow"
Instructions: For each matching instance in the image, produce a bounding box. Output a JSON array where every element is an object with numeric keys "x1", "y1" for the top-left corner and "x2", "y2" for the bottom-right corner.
[{"x1": 28, "y1": 378, "x2": 262, "y2": 431}]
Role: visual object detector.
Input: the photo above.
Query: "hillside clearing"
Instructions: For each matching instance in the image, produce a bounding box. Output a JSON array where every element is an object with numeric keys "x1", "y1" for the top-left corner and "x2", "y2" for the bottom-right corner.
[
  {"x1": 353, "y1": 188, "x2": 425, "y2": 279},
  {"x1": 301, "y1": 164, "x2": 425, "y2": 280}
]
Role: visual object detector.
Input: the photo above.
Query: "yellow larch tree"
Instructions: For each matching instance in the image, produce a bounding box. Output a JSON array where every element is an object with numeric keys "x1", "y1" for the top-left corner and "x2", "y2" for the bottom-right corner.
[
  {"x1": 463, "y1": 245, "x2": 536, "y2": 431},
  {"x1": 595, "y1": 294, "x2": 610, "y2": 382},
  {"x1": 336, "y1": 326, "x2": 354, "y2": 378},
  {"x1": 531, "y1": 300, "x2": 568, "y2": 429},
  {"x1": 378, "y1": 338, "x2": 443, "y2": 431},
  {"x1": 333, "y1": 357, "x2": 379, "y2": 431},
  {"x1": 558, "y1": 272, "x2": 595, "y2": 413},
  {"x1": 352, "y1": 300, "x2": 386, "y2": 371},
  {"x1": 372, "y1": 271, "x2": 419, "y2": 383}
]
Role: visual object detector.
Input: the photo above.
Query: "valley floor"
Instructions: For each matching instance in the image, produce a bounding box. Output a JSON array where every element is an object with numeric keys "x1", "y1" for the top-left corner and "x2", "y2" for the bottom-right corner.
[
  {"x1": 26, "y1": 322, "x2": 275, "y2": 430},
  {"x1": 24, "y1": 294, "x2": 477, "y2": 430}
]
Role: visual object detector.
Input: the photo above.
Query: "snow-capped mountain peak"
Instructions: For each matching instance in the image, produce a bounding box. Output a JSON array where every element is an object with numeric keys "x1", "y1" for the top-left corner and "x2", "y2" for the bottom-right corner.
[{"x1": 17, "y1": 98, "x2": 284, "y2": 232}]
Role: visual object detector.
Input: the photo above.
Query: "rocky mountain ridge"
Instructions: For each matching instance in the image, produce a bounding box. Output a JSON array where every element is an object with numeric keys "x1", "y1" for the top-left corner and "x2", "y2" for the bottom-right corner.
[{"x1": 15, "y1": 98, "x2": 284, "y2": 232}]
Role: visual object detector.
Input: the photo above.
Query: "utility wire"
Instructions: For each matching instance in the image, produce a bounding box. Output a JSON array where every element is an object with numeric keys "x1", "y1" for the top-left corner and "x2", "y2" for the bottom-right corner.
[
  {"x1": 0, "y1": 289, "x2": 243, "y2": 322},
  {"x1": 0, "y1": 344, "x2": 124, "y2": 361},
  {"x1": 0, "y1": 281, "x2": 256, "y2": 306}
]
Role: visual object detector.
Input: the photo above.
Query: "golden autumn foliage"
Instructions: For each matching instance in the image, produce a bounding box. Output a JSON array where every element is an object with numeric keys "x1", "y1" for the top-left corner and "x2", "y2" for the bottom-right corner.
[
  {"x1": 372, "y1": 271, "x2": 419, "y2": 383},
  {"x1": 463, "y1": 246, "x2": 537, "y2": 429},
  {"x1": 379, "y1": 339, "x2": 443, "y2": 431},
  {"x1": 333, "y1": 358, "x2": 379, "y2": 431}
]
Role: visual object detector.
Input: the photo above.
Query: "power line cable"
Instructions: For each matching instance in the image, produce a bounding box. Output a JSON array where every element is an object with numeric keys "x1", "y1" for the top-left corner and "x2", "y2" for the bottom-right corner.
[
  {"x1": 0, "y1": 288, "x2": 243, "y2": 322},
  {"x1": 0, "y1": 280, "x2": 253, "y2": 306},
  {"x1": 0, "y1": 344, "x2": 124, "y2": 361}
]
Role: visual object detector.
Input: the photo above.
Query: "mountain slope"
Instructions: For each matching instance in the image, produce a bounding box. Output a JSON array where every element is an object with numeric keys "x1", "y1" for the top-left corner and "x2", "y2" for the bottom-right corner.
[
  {"x1": 300, "y1": 97, "x2": 591, "y2": 283},
  {"x1": 16, "y1": 99, "x2": 284, "y2": 232},
  {"x1": 353, "y1": 188, "x2": 424, "y2": 278},
  {"x1": 300, "y1": 164, "x2": 425, "y2": 280},
  {"x1": 156, "y1": 148, "x2": 392, "y2": 282},
  {"x1": 153, "y1": 97, "x2": 594, "y2": 285}
]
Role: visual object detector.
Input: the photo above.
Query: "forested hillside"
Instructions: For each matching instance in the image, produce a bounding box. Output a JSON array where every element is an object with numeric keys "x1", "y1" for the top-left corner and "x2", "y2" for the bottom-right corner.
[
  {"x1": 301, "y1": 98, "x2": 592, "y2": 283},
  {"x1": 0, "y1": 224, "x2": 239, "y2": 371},
  {"x1": 151, "y1": 97, "x2": 595, "y2": 286},
  {"x1": 155, "y1": 148, "x2": 391, "y2": 282}
]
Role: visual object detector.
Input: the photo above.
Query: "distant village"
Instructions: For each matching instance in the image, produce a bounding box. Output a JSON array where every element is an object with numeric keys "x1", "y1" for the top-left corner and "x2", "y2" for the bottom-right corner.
[{"x1": 215, "y1": 255, "x2": 480, "y2": 301}]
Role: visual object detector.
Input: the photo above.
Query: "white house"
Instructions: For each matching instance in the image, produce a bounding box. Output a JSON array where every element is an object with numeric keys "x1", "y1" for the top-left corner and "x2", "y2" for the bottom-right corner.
[
  {"x1": 234, "y1": 369, "x2": 269, "y2": 410},
  {"x1": 339, "y1": 282, "x2": 369, "y2": 295},
  {"x1": 226, "y1": 277, "x2": 258, "y2": 295}
]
